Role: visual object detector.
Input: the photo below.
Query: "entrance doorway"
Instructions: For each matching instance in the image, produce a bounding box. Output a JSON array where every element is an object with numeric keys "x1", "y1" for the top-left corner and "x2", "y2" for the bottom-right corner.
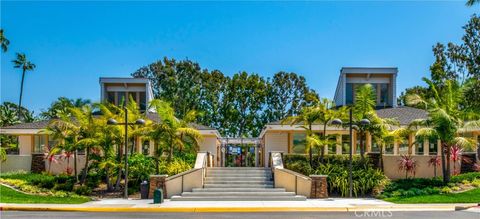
[{"x1": 220, "y1": 138, "x2": 262, "y2": 167}]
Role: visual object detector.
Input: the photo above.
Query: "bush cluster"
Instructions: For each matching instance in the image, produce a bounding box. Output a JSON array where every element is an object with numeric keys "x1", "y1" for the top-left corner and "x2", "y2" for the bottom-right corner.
[{"x1": 284, "y1": 154, "x2": 387, "y2": 197}]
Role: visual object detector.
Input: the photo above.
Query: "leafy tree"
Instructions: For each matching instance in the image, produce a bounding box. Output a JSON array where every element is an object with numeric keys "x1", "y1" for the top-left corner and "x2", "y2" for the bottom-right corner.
[
  {"x1": 0, "y1": 29, "x2": 10, "y2": 53},
  {"x1": 466, "y1": 0, "x2": 480, "y2": 6},
  {"x1": 12, "y1": 53, "x2": 36, "y2": 119},
  {"x1": 222, "y1": 72, "x2": 267, "y2": 137},
  {"x1": 263, "y1": 72, "x2": 319, "y2": 124},
  {"x1": 197, "y1": 70, "x2": 228, "y2": 131}
]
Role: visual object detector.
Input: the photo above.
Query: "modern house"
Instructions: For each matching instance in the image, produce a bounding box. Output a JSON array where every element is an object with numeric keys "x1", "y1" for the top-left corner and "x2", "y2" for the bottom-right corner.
[
  {"x1": 0, "y1": 77, "x2": 221, "y2": 174},
  {"x1": 1, "y1": 68, "x2": 479, "y2": 180}
]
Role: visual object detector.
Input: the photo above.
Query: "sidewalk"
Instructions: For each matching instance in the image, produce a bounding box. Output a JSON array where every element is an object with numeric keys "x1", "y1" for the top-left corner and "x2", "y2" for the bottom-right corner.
[{"x1": 1, "y1": 198, "x2": 478, "y2": 212}]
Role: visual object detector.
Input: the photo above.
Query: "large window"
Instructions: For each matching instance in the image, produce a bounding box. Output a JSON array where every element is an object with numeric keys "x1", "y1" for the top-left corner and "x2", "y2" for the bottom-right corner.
[
  {"x1": 380, "y1": 84, "x2": 389, "y2": 105},
  {"x1": 117, "y1": 92, "x2": 126, "y2": 105},
  {"x1": 346, "y1": 83, "x2": 354, "y2": 105},
  {"x1": 33, "y1": 135, "x2": 47, "y2": 153},
  {"x1": 292, "y1": 133, "x2": 306, "y2": 154},
  {"x1": 385, "y1": 143, "x2": 394, "y2": 154},
  {"x1": 142, "y1": 140, "x2": 150, "y2": 155},
  {"x1": 398, "y1": 141, "x2": 409, "y2": 155},
  {"x1": 371, "y1": 142, "x2": 380, "y2": 152},
  {"x1": 107, "y1": 92, "x2": 115, "y2": 104}
]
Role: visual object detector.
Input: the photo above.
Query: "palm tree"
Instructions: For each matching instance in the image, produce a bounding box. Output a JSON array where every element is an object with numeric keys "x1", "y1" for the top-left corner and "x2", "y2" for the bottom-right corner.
[
  {"x1": 149, "y1": 99, "x2": 202, "y2": 163},
  {"x1": 0, "y1": 29, "x2": 10, "y2": 52},
  {"x1": 466, "y1": 0, "x2": 479, "y2": 6},
  {"x1": 315, "y1": 98, "x2": 347, "y2": 164},
  {"x1": 353, "y1": 84, "x2": 376, "y2": 160},
  {"x1": 407, "y1": 78, "x2": 480, "y2": 183},
  {"x1": 282, "y1": 106, "x2": 323, "y2": 167},
  {"x1": 12, "y1": 53, "x2": 36, "y2": 118}
]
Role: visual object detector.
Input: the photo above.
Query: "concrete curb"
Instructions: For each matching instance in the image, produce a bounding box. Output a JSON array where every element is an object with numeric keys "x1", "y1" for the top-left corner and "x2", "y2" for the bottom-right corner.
[{"x1": 0, "y1": 204, "x2": 473, "y2": 212}]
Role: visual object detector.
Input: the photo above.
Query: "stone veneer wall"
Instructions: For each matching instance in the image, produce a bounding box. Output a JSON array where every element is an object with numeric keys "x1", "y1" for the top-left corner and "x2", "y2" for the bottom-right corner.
[
  {"x1": 31, "y1": 154, "x2": 45, "y2": 173},
  {"x1": 310, "y1": 175, "x2": 328, "y2": 198},
  {"x1": 149, "y1": 175, "x2": 167, "y2": 199}
]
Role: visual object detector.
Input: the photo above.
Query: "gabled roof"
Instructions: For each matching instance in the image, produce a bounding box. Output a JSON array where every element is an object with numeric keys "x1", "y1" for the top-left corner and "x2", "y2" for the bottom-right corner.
[
  {"x1": 266, "y1": 106, "x2": 428, "y2": 126},
  {"x1": 375, "y1": 106, "x2": 428, "y2": 125}
]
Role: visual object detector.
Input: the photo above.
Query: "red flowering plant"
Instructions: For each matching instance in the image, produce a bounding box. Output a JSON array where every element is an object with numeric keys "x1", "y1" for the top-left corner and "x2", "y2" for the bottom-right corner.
[
  {"x1": 427, "y1": 155, "x2": 441, "y2": 178},
  {"x1": 44, "y1": 146, "x2": 61, "y2": 175},
  {"x1": 398, "y1": 154, "x2": 418, "y2": 179}
]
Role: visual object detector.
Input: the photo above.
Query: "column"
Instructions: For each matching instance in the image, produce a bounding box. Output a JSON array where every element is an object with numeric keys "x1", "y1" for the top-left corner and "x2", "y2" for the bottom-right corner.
[
  {"x1": 255, "y1": 144, "x2": 259, "y2": 167},
  {"x1": 336, "y1": 135, "x2": 342, "y2": 155},
  {"x1": 149, "y1": 140, "x2": 155, "y2": 156},
  {"x1": 366, "y1": 132, "x2": 372, "y2": 153},
  {"x1": 309, "y1": 175, "x2": 328, "y2": 198},
  {"x1": 394, "y1": 141, "x2": 399, "y2": 155},
  {"x1": 437, "y1": 139, "x2": 442, "y2": 156},
  {"x1": 424, "y1": 139, "x2": 429, "y2": 155},
  {"x1": 409, "y1": 133, "x2": 415, "y2": 155},
  {"x1": 136, "y1": 137, "x2": 142, "y2": 154}
]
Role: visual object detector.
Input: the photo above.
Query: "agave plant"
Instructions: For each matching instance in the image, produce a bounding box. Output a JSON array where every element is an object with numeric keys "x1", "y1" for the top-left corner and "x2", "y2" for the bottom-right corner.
[
  {"x1": 427, "y1": 156, "x2": 441, "y2": 178},
  {"x1": 398, "y1": 154, "x2": 418, "y2": 179}
]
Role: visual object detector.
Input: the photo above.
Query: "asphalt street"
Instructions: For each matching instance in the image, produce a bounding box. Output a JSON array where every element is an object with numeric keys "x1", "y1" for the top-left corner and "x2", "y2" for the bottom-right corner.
[{"x1": 1, "y1": 211, "x2": 479, "y2": 219}]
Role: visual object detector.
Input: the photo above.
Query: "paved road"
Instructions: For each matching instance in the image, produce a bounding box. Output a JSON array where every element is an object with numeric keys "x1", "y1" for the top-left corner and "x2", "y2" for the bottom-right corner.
[{"x1": 1, "y1": 211, "x2": 478, "y2": 219}]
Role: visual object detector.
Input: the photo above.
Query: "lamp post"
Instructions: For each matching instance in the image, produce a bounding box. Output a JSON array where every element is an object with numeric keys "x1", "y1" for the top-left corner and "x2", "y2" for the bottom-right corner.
[
  {"x1": 107, "y1": 106, "x2": 145, "y2": 199},
  {"x1": 331, "y1": 108, "x2": 370, "y2": 198}
]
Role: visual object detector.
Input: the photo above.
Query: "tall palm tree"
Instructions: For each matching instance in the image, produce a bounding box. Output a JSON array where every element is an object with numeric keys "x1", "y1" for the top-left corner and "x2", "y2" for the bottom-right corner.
[
  {"x1": 466, "y1": 0, "x2": 479, "y2": 6},
  {"x1": 12, "y1": 53, "x2": 36, "y2": 118},
  {"x1": 315, "y1": 98, "x2": 347, "y2": 164},
  {"x1": 149, "y1": 99, "x2": 202, "y2": 163},
  {"x1": 407, "y1": 78, "x2": 480, "y2": 183},
  {"x1": 0, "y1": 29, "x2": 10, "y2": 52},
  {"x1": 353, "y1": 84, "x2": 376, "y2": 160}
]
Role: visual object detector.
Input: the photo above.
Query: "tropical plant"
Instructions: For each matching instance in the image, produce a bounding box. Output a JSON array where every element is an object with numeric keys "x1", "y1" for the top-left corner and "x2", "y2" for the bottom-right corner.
[
  {"x1": 352, "y1": 84, "x2": 376, "y2": 160},
  {"x1": 398, "y1": 155, "x2": 418, "y2": 179},
  {"x1": 450, "y1": 145, "x2": 464, "y2": 175},
  {"x1": 12, "y1": 53, "x2": 36, "y2": 118},
  {"x1": 466, "y1": 0, "x2": 479, "y2": 6},
  {"x1": 0, "y1": 29, "x2": 9, "y2": 52},
  {"x1": 428, "y1": 156, "x2": 441, "y2": 178},
  {"x1": 406, "y1": 78, "x2": 480, "y2": 183},
  {"x1": 149, "y1": 99, "x2": 202, "y2": 162},
  {"x1": 40, "y1": 97, "x2": 91, "y2": 119}
]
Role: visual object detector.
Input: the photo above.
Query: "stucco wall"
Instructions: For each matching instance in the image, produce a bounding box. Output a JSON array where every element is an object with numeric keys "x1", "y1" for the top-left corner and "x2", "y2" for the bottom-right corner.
[
  {"x1": 1, "y1": 155, "x2": 32, "y2": 172},
  {"x1": 383, "y1": 155, "x2": 458, "y2": 179},
  {"x1": 198, "y1": 136, "x2": 218, "y2": 166},
  {"x1": 274, "y1": 168, "x2": 311, "y2": 198},
  {"x1": 44, "y1": 155, "x2": 86, "y2": 175},
  {"x1": 264, "y1": 132, "x2": 288, "y2": 167},
  {"x1": 18, "y1": 135, "x2": 32, "y2": 155},
  {"x1": 165, "y1": 168, "x2": 203, "y2": 198}
]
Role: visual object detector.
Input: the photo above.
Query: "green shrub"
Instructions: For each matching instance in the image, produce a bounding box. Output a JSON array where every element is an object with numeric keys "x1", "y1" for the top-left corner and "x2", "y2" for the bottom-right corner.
[
  {"x1": 472, "y1": 179, "x2": 480, "y2": 187},
  {"x1": 451, "y1": 186, "x2": 461, "y2": 191},
  {"x1": 286, "y1": 160, "x2": 312, "y2": 176},
  {"x1": 74, "y1": 185, "x2": 92, "y2": 196},
  {"x1": 451, "y1": 172, "x2": 480, "y2": 183},
  {"x1": 461, "y1": 180, "x2": 471, "y2": 186},
  {"x1": 128, "y1": 153, "x2": 156, "y2": 183},
  {"x1": 441, "y1": 187, "x2": 452, "y2": 194},
  {"x1": 164, "y1": 158, "x2": 192, "y2": 176}
]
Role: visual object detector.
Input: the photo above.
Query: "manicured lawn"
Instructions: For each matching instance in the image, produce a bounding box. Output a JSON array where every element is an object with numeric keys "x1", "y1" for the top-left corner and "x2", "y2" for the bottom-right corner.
[
  {"x1": 0, "y1": 185, "x2": 90, "y2": 204},
  {"x1": 385, "y1": 188, "x2": 480, "y2": 204}
]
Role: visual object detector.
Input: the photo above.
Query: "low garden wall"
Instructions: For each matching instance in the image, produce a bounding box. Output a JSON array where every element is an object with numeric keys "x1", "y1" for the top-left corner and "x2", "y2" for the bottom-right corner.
[
  {"x1": 1, "y1": 155, "x2": 32, "y2": 172},
  {"x1": 382, "y1": 155, "x2": 458, "y2": 180}
]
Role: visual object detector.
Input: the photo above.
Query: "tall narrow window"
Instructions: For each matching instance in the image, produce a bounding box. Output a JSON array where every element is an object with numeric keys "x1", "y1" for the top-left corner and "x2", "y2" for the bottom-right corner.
[
  {"x1": 142, "y1": 140, "x2": 150, "y2": 155},
  {"x1": 398, "y1": 141, "x2": 409, "y2": 155},
  {"x1": 107, "y1": 92, "x2": 115, "y2": 104},
  {"x1": 139, "y1": 92, "x2": 146, "y2": 111},
  {"x1": 415, "y1": 139, "x2": 424, "y2": 155},
  {"x1": 380, "y1": 84, "x2": 389, "y2": 105},
  {"x1": 342, "y1": 135, "x2": 350, "y2": 154},
  {"x1": 429, "y1": 138, "x2": 438, "y2": 155},
  {"x1": 346, "y1": 83, "x2": 354, "y2": 105}
]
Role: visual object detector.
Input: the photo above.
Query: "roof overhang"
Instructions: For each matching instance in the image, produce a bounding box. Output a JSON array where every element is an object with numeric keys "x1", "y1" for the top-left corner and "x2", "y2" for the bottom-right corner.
[{"x1": 0, "y1": 128, "x2": 41, "y2": 135}]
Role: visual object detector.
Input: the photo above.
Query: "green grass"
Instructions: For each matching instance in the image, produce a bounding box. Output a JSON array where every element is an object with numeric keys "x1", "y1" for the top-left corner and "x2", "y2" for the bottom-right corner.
[
  {"x1": 385, "y1": 188, "x2": 480, "y2": 204},
  {"x1": 0, "y1": 185, "x2": 90, "y2": 204}
]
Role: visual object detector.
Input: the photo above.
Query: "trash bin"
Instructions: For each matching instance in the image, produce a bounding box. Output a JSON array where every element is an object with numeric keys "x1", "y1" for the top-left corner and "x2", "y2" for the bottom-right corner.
[
  {"x1": 153, "y1": 188, "x2": 163, "y2": 204},
  {"x1": 140, "y1": 181, "x2": 149, "y2": 199}
]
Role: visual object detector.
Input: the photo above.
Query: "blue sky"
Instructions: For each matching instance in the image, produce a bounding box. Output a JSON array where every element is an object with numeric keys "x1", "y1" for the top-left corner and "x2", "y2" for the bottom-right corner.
[{"x1": 1, "y1": 1, "x2": 478, "y2": 114}]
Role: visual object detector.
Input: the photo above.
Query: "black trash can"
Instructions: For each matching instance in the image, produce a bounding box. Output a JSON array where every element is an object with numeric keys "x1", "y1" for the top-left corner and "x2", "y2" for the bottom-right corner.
[{"x1": 140, "y1": 181, "x2": 149, "y2": 199}]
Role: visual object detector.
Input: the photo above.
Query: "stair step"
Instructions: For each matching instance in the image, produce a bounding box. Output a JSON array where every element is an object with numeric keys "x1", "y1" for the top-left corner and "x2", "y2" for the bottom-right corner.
[
  {"x1": 204, "y1": 180, "x2": 273, "y2": 185},
  {"x1": 181, "y1": 192, "x2": 296, "y2": 196},
  {"x1": 205, "y1": 176, "x2": 271, "y2": 180},
  {"x1": 170, "y1": 195, "x2": 307, "y2": 201},
  {"x1": 203, "y1": 184, "x2": 274, "y2": 188},
  {"x1": 208, "y1": 167, "x2": 270, "y2": 170},
  {"x1": 192, "y1": 188, "x2": 286, "y2": 192},
  {"x1": 207, "y1": 173, "x2": 272, "y2": 177}
]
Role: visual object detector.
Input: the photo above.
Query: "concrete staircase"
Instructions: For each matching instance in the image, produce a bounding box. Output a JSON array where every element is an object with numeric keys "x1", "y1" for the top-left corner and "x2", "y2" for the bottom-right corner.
[{"x1": 170, "y1": 167, "x2": 306, "y2": 201}]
